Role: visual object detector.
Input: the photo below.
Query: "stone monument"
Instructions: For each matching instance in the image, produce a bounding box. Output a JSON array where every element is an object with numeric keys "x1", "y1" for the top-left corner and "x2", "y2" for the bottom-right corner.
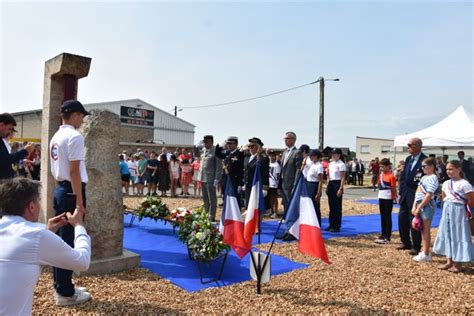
[
  {"x1": 80, "y1": 109, "x2": 140, "y2": 274},
  {"x1": 40, "y1": 52, "x2": 140, "y2": 274},
  {"x1": 40, "y1": 52, "x2": 91, "y2": 220}
]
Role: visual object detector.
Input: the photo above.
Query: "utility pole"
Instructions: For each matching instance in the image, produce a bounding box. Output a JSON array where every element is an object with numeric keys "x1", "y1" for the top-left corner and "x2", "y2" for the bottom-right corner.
[
  {"x1": 316, "y1": 77, "x2": 339, "y2": 151},
  {"x1": 318, "y1": 77, "x2": 325, "y2": 151},
  {"x1": 174, "y1": 106, "x2": 178, "y2": 117}
]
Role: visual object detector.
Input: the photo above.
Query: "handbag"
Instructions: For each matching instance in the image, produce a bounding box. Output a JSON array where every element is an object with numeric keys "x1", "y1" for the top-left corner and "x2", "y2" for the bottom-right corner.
[{"x1": 412, "y1": 215, "x2": 423, "y2": 231}]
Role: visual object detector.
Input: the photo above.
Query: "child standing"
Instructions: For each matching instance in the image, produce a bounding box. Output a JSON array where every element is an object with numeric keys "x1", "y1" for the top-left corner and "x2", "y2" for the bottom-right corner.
[
  {"x1": 192, "y1": 157, "x2": 202, "y2": 198},
  {"x1": 374, "y1": 158, "x2": 397, "y2": 244},
  {"x1": 412, "y1": 157, "x2": 439, "y2": 262},
  {"x1": 180, "y1": 159, "x2": 193, "y2": 196},
  {"x1": 433, "y1": 160, "x2": 473, "y2": 272}
]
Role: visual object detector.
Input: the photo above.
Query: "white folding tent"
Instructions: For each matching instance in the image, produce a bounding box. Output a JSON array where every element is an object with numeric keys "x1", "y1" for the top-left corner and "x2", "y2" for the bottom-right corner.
[{"x1": 394, "y1": 105, "x2": 474, "y2": 151}]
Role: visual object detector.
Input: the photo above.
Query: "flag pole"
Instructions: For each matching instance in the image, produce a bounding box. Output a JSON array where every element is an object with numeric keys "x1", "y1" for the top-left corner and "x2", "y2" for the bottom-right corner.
[{"x1": 257, "y1": 162, "x2": 262, "y2": 294}]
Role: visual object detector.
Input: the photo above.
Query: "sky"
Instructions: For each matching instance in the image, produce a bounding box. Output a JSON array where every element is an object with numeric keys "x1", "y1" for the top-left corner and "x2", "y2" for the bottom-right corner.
[{"x1": 1, "y1": 0, "x2": 473, "y2": 149}]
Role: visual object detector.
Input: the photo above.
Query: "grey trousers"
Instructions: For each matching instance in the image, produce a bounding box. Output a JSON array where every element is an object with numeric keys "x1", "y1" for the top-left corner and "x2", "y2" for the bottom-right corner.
[
  {"x1": 202, "y1": 182, "x2": 217, "y2": 220},
  {"x1": 281, "y1": 188, "x2": 292, "y2": 213}
]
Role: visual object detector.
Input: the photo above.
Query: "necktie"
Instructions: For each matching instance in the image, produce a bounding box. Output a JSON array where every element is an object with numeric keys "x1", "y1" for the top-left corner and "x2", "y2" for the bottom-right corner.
[{"x1": 407, "y1": 157, "x2": 415, "y2": 172}]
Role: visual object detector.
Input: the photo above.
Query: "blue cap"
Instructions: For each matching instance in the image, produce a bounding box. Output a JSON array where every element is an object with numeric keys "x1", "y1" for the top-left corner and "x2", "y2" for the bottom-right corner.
[
  {"x1": 310, "y1": 149, "x2": 321, "y2": 157},
  {"x1": 60, "y1": 100, "x2": 90, "y2": 116}
]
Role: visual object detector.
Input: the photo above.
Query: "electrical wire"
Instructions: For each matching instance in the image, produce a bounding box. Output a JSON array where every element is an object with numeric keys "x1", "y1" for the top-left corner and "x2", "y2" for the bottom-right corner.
[{"x1": 179, "y1": 80, "x2": 319, "y2": 110}]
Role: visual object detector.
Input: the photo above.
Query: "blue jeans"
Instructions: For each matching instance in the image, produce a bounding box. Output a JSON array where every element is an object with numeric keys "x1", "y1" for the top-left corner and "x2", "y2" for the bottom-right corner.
[
  {"x1": 417, "y1": 200, "x2": 436, "y2": 221},
  {"x1": 53, "y1": 181, "x2": 86, "y2": 297}
]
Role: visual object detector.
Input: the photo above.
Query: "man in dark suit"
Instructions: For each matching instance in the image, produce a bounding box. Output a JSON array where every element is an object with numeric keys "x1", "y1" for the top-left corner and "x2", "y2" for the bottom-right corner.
[
  {"x1": 397, "y1": 137, "x2": 426, "y2": 255},
  {"x1": 0, "y1": 113, "x2": 33, "y2": 179},
  {"x1": 458, "y1": 151, "x2": 472, "y2": 183},
  {"x1": 278, "y1": 131, "x2": 302, "y2": 241},
  {"x1": 279, "y1": 131, "x2": 303, "y2": 210},
  {"x1": 218, "y1": 137, "x2": 244, "y2": 207},
  {"x1": 356, "y1": 160, "x2": 365, "y2": 186}
]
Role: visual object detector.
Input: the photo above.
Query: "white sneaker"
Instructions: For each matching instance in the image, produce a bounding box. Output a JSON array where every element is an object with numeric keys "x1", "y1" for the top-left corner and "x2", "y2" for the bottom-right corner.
[
  {"x1": 413, "y1": 252, "x2": 432, "y2": 262},
  {"x1": 374, "y1": 238, "x2": 386, "y2": 244},
  {"x1": 75, "y1": 287, "x2": 87, "y2": 293},
  {"x1": 55, "y1": 290, "x2": 91, "y2": 306}
]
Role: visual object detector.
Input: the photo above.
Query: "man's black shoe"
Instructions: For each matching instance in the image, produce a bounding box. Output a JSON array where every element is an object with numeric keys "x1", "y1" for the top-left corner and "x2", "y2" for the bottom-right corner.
[
  {"x1": 282, "y1": 234, "x2": 296, "y2": 242},
  {"x1": 396, "y1": 245, "x2": 411, "y2": 250},
  {"x1": 276, "y1": 233, "x2": 288, "y2": 240},
  {"x1": 329, "y1": 228, "x2": 340, "y2": 233},
  {"x1": 324, "y1": 227, "x2": 332, "y2": 231},
  {"x1": 409, "y1": 248, "x2": 420, "y2": 256}
]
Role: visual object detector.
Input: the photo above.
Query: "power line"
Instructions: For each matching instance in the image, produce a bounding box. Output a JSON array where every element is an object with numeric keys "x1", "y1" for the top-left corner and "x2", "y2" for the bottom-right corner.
[{"x1": 179, "y1": 80, "x2": 318, "y2": 110}]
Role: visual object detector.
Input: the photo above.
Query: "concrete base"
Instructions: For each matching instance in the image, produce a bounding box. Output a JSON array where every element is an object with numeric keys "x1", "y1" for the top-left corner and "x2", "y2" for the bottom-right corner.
[{"x1": 80, "y1": 250, "x2": 141, "y2": 275}]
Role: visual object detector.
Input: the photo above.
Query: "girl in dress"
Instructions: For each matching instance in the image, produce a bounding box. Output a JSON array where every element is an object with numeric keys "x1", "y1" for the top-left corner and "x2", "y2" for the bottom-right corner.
[
  {"x1": 180, "y1": 159, "x2": 193, "y2": 196},
  {"x1": 192, "y1": 157, "x2": 202, "y2": 198},
  {"x1": 169, "y1": 154, "x2": 180, "y2": 197},
  {"x1": 433, "y1": 160, "x2": 474, "y2": 273}
]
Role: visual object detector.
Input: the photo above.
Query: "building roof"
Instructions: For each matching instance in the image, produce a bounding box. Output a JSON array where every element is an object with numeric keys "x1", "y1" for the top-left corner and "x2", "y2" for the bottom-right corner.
[
  {"x1": 356, "y1": 136, "x2": 394, "y2": 142},
  {"x1": 84, "y1": 98, "x2": 196, "y2": 128},
  {"x1": 9, "y1": 98, "x2": 196, "y2": 128}
]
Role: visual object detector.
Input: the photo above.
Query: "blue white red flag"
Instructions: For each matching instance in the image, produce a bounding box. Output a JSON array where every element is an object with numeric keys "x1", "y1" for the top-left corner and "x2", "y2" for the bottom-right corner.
[
  {"x1": 243, "y1": 163, "x2": 266, "y2": 254},
  {"x1": 219, "y1": 175, "x2": 248, "y2": 258},
  {"x1": 285, "y1": 174, "x2": 330, "y2": 263}
]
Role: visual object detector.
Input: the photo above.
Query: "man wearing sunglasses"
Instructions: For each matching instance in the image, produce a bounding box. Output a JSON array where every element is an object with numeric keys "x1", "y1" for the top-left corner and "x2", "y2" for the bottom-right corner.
[
  {"x1": 0, "y1": 113, "x2": 34, "y2": 180},
  {"x1": 397, "y1": 137, "x2": 426, "y2": 255}
]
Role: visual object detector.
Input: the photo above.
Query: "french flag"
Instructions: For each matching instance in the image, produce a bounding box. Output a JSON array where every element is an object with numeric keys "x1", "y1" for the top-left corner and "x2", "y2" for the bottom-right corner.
[
  {"x1": 243, "y1": 163, "x2": 266, "y2": 253},
  {"x1": 285, "y1": 174, "x2": 330, "y2": 264},
  {"x1": 219, "y1": 176, "x2": 248, "y2": 258}
]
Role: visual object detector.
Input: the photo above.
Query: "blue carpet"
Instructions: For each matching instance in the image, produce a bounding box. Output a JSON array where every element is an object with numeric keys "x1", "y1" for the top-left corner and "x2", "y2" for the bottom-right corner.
[
  {"x1": 257, "y1": 207, "x2": 441, "y2": 244},
  {"x1": 123, "y1": 215, "x2": 308, "y2": 292},
  {"x1": 124, "y1": 204, "x2": 442, "y2": 292}
]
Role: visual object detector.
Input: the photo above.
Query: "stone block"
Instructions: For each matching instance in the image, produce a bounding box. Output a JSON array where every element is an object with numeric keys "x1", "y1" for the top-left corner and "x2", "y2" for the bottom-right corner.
[
  {"x1": 81, "y1": 109, "x2": 123, "y2": 259},
  {"x1": 79, "y1": 250, "x2": 141, "y2": 275}
]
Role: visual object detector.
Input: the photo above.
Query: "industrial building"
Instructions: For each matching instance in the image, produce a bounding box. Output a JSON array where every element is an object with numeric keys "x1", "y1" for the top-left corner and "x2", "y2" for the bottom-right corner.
[{"x1": 9, "y1": 98, "x2": 195, "y2": 152}]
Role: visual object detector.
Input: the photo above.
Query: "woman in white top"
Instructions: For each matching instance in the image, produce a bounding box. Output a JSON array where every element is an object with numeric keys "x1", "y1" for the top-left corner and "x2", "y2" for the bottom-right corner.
[
  {"x1": 299, "y1": 144, "x2": 311, "y2": 178},
  {"x1": 325, "y1": 148, "x2": 346, "y2": 232},
  {"x1": 306, "y1": 149, "x2": 324, "y2": 226}
]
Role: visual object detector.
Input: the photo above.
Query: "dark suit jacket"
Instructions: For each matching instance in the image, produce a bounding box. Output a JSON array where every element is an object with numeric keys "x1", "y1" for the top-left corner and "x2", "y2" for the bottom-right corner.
[
  {"x1": 0, "y1": 140, "x2": 28, "y2": 179},
  {"x1": 356, "y1": 163, "x2": 365, "y2": 174},
  {"x1": 461, "y1": 159, "x2": 471, "y2": 182},
  {"x1": 223, "y1": 149, "x2": 244, "y2": 188},
  {"x1": 244, "y1": 154, "x2": 270, "y2": 209},
  {"x1": 243, "y1": 154, "x2": 269, "y2": 189},
  {"x1": 399, "y1": 152, "x2": 427, "y2": 207},
  {"x1": 280, "y1": 147, "x2": 303, "y2": 191}
]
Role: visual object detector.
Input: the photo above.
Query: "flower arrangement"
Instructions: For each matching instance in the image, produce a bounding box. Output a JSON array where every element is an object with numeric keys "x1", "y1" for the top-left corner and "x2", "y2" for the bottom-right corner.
[
  {"x1": 131, "y1": 199, "x2": 229, "y2": 261},
  {"x1": 184, "y1": 207, "x2": 230, "y2": 261},
  {"x1": 168, "y1": 207, "x2": 193, "y2": 227},
  {"x1": 135, "y1": 195, "x2": 170, "y2": 222}
]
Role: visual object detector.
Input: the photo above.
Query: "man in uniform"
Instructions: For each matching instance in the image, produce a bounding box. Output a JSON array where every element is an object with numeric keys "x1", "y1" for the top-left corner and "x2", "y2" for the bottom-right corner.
[
  {"x1": 219, "y1": 137, "x2": 244, "y2": 207},
  {"x1": 198, "y1": 135, "x2": 222, "y2": 222},
  {"x1": 49, "y1": 100, "x2": 91, "y2": 306}
]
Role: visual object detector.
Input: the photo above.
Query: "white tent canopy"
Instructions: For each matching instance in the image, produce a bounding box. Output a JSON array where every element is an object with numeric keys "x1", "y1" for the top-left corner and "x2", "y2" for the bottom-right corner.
[{"x1": 394, "y1": 106, "x2": 474, "y2": 148}]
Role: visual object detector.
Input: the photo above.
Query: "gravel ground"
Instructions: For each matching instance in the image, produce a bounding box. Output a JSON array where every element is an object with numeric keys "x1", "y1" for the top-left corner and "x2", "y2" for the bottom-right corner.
[{"x1": 32, "y1": 198, "x2": 474, "y2": 314}]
